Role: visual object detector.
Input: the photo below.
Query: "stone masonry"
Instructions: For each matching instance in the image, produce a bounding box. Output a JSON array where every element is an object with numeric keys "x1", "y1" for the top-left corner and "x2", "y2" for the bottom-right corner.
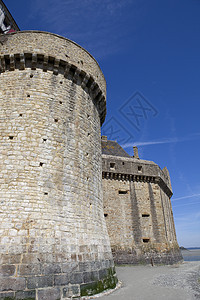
[
  {"x1": 102, "y1": 137, "x2": 183, "y2": 265},
  {"x1": 0, "y1": 31, "x2": 117, "y2": 300}
]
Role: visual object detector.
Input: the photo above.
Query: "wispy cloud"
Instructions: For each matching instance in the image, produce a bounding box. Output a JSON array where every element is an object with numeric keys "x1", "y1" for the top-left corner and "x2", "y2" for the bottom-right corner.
[
  {"x1": 172, "y1": 201, "x2": 200, "y2": 208},
  {"x1": 172, "y1": 193, "x2": 200, "y2": 201},
  {"x1": 122, "y1": 133, "x2": 200, "y2": 148},
  {"x1": 27, "y1": 0, "x2": 142, "y2": 58}
]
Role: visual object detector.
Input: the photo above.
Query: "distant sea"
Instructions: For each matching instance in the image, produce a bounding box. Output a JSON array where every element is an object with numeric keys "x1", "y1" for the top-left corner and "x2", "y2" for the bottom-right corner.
[{"x1": 181, "y1": 248, "x2": 200, "y2": 261}]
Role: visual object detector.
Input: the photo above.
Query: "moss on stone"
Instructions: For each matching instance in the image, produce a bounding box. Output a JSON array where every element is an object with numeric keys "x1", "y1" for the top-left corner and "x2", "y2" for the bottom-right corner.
[{"x1": 80, "y1": 268, "x2": 118, "y2": 297}]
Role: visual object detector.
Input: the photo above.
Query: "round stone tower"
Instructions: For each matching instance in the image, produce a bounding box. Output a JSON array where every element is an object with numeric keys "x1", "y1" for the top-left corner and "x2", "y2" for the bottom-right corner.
[{"x1": 0, "y1": 31, "x2": 117, "y2": 299}]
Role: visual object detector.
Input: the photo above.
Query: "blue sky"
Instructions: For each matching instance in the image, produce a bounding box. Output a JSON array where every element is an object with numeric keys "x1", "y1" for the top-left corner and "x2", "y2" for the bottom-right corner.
[{"x1": 5, "y1": 0, "x2": 200, "y2": 247}]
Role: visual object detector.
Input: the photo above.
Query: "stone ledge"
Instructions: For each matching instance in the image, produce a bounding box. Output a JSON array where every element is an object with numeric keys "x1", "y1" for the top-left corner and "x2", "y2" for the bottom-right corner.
[{"x1": 102, "y1": 171, "x2": 172, "y2": 198}]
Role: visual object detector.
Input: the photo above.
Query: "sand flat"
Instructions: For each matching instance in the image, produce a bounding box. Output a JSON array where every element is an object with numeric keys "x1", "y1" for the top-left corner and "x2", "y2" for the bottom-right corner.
[{"x1": 96, "y1": 260, "x2": 200, "y2": 300}]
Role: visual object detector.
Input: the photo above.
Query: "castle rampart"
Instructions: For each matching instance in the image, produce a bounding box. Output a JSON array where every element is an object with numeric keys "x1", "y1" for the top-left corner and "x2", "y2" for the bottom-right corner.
[
  {"x1": 102, "y1": 139, "x2": 182, "y2": 265},
  {"x1": 0, "y1": 31, "x2": 117, "y2": 299}
]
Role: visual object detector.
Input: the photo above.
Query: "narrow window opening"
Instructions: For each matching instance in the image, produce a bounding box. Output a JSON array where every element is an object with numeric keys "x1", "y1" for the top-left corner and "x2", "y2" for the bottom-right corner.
[
  {"x1": 9, "y1": 136, "x2": 14, "y2": 140},
  {"x1": 43, "y1": 138, "x2": 47, "y2": 142},
  {"x1": 138, "y1": 166, "x2": 142, "y2": 172},
  {"x1": 54, "y1": 118, "x2": 58, "y2": 123},
  {"x1": 39, "y1": 162, "x2": 44, "y2": 167},
  {"x1": 118, "y1": 190, "x2": 128, "y2": 194},
  {"x1": 110, "y1": 162, "x2": 115, "y2": 169},
  {"x1": 142, "y1": 214, "x2": 150, "y2": 218},
  {"x1": 122, "y1": 162, "x2": 125, "y2": 165},
  {"x1": 59, "y1": 101, "x2": 63, "y2": 104},
  {"x1": 143, "y1": 238, "x2": 150, "y2": 243},
  {"x1": 30, "y1": 74, "x2": 33, "y2": 78},
  {"x1": 60, "y1": 81, "x2": 63, "y2": 84},
  {"x1": 104, "y1": 214, "x2": 108, "y2": 217},
  {"x1": 88, "y1": 132, "x2": 90, "y2": 136},
  {"x1": 44, "y1": 192, "x2": 48, "y2": 195},
  {"x1": 19, "y1": 114, "x2": 23, "y2": 117}
]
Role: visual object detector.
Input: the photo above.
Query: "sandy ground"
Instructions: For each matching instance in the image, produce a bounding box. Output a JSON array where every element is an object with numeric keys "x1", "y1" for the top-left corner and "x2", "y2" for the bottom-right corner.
[{"x1": 96, "y1": 261, "x2": 200, "y2": 300}]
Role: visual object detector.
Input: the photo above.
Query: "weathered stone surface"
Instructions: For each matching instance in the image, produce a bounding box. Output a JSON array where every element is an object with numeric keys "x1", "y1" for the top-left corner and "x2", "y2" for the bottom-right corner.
[
  {"x1": 0, "y1": 277, "x2": 26, "y2": 291},
  {"x1": 102, "y1": 139, "x2": 183, "y2": 265},
  {"x1": 15, "y1": 290, "x2": 36, "y2": 299},
  {"x1": 0, "y1": 291, "x2": 15, "y2": 299},
  {"x1": 37, "y1": 287, "x2": 60, "y2": 300},
  {"x1": 63, "y1": 285, "x2": 80, "y2": 298},
  {"x1": 54, "y1": 273, "x2": 70, "y2": 286},
  {"x1": 0, "y1": 264, "x2": 15, "y2": 276},
  {"x1": 18, "y1": 264, "x2": 41, "y2": 276},
  {"x1": 27, "y1": 275, "x2": 54, "y2": 289},
  {"x1": 0, "y1": 31, "x2": 116, "y2": 299}
]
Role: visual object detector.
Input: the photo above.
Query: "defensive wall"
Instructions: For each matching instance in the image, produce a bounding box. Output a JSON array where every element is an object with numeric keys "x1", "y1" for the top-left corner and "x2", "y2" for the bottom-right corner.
[
  {"x1": 0, "y1": 31, "x2": 117, "y2": 300},
  {"x1": 102, "y1": 137, "x2": 182, "y2": 265}
]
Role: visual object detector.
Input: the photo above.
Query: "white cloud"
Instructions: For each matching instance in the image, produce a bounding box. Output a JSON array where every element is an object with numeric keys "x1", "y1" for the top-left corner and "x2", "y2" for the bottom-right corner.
[
  {"x1": 122, "y1": 133, "x2": 200, "y2": 148},
  {"x1": 172, "y1": 193, "x2": 200, "y2": 201},
  {"x1": 172, "y1": 200, "x2": 200, "y2": 208}
]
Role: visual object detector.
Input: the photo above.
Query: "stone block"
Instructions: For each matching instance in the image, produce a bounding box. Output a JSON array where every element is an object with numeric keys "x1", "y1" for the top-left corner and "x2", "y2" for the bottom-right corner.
[
  {"x1": 41, "y1": 263, "x2": 61, "y2": 275},
  {"x1": 0, "y1": 277, "x2": 26, "y2": 291},
  {"x1": 0, "y1": 291, "x2": 15, "y2": 299},
  {"x1": 70, "y1": 272, "x2": 83, "y2": 284},
  {"x1": 54, "y1": 273, "x2": 70, "y2": 286},
  {"x1": 37, "y1": 287, "x2": 60, "y2": 300},
  {"x1": 18, "y1": 264, "x2": 41, "y2": 276},
  {"x1": 0, "y1": 264, "x2": 15, "y2": 276},
  {"x1": 27, "y1": 275, "x2": 54, "y2": 289},
  {"x1": 63, "y1": 285, "x2": 80, "y2": 298},
  {"x1": 16, "y1": 290, "x2": 36, "y2": 299},
  {"x1": 99, "y1": 268, "x2": 108, "y2": 279},
  {"x1": 62, "y1": 262, "x2": 79, "y2": 273}
]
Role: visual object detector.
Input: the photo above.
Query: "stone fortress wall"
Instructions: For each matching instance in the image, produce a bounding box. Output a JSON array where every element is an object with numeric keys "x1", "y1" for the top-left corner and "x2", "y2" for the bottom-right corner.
[
  {"x1": 0, "y1": 5, "x2": 183, "y2": 297},
  {"x1": 0, "y1": 31, "x2": 117, "y2": 300},
  {"x1": 102, "y1": 137, "x2": 182, "y2": 265}
]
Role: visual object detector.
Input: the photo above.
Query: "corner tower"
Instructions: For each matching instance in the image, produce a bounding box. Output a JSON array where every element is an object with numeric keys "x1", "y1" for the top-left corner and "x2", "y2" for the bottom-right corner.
[
  {"x1": 0, "y1": 32, "x2": 117, "y2": 299},
  {"x1": 102, "y1": 137, "x2": 182, "y2": 265}
]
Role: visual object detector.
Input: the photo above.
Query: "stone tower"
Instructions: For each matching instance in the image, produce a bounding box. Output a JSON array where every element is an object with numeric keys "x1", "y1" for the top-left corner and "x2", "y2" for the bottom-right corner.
[
  {"x1": 102, "y1": 137, "x2": 182, "y2": 265},
  {"x1": 0, "y1": 31, "x2": 117, "y2": 299}
]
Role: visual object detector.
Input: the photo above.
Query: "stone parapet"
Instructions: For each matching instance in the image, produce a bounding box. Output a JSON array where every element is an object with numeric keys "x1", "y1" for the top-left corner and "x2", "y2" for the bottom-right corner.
[
  {"x1": 102, "y1": 154, "x2": 173, "y2": 197},
  {"x1": 0, "y1": 31, "x2": 106, "y2": 124}
]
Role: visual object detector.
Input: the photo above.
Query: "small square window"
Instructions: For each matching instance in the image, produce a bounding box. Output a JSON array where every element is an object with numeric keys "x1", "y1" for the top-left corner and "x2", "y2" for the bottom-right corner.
[
  {"x1": 118, "y1": 190, "x2": 128, "y2": 194},
  {"x1": 138, "y1": 166, "x2": 142, "y2": 172},
  {"x1": 143, "y1": 238, "x2": 150, "y2": 243},
  {"x1": 142, "y1": 214, "x2": 150, "y2": 218},
  {"x1": 110, "y1": 162, "x2": 115, "y2": 169}
]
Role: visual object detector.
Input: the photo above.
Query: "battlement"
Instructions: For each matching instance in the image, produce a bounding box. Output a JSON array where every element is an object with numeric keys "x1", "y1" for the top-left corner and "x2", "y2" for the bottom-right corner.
[
  {"x1": 101, "y1": 138, "x2": 182, "y2": 265},
  {"x1": 0, "y1": 31, "x2": 106, "y2": 124},
  {"x1": 102, "y1": 154, "x2": 173, "y2": 197}
]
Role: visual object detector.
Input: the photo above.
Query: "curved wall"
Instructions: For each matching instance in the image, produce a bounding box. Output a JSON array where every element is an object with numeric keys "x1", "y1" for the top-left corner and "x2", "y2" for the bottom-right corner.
[{"x1": 0, "y1": 31, "x2": 117, "y2": 299}]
